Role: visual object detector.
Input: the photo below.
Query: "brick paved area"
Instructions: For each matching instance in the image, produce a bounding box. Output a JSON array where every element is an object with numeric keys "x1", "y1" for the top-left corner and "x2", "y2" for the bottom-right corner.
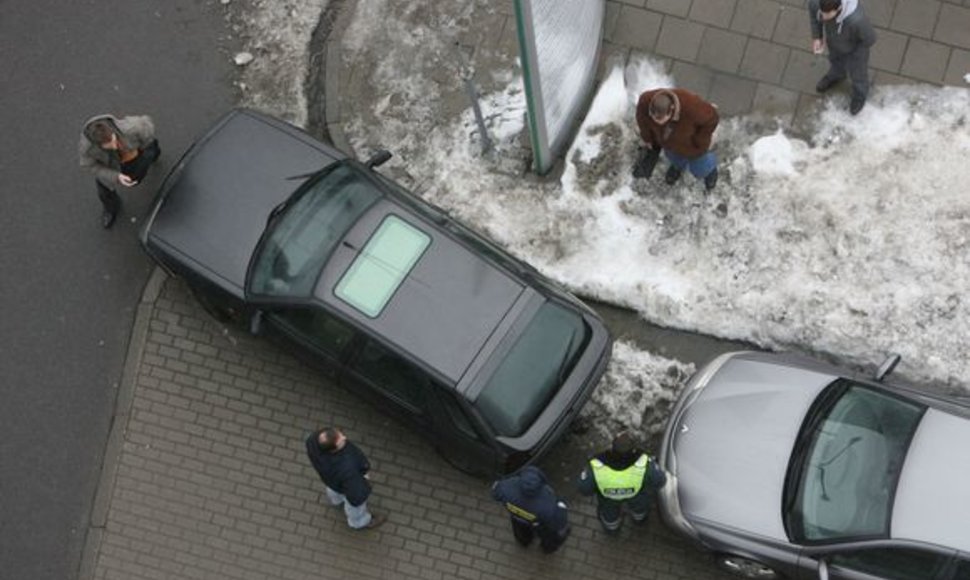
[
  {"x1": 85, "y1": 274, "x2": 734, "y2": 580},
  {"x1": 601, "y1": 0, "x2": 967, "y2": 125}
]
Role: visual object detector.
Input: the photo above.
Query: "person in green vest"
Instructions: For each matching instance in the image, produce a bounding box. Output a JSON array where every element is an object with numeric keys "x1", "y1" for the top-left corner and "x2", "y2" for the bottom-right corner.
[{"x1": 576, "y1": 431, "x2": 667, "y2": 534}]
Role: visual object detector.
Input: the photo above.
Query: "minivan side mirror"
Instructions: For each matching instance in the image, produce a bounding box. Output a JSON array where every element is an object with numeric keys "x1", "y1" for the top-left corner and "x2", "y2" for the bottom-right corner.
[
  {"x1": 874, "y1": 353, "x2": 901, "y2": 382},
  {"x1": 249, "y1": 310, "x2": 265, "y2": 336},
  {"x1": 365, "y1": 149, "x2": 392, "y2": 168}
]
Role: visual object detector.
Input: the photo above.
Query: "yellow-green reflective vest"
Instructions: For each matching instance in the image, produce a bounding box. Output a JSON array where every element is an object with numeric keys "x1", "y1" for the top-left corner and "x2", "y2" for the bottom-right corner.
[{"x1": 590, "y1": 454, "x2": 649, "y2": 500}]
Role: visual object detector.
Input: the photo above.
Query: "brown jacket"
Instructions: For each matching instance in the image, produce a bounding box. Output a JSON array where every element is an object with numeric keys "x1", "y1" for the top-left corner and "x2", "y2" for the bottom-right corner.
[{"x1": 636, "y1": 89, "x2": 718, "y2": 159}]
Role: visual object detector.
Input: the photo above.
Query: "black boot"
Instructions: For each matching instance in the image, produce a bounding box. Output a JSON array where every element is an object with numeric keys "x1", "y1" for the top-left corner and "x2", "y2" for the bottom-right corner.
[
  {"x1": 664, "y1": 165, "x2": 683, "y2": 185},
  {"x1": 704, "y1": 168, "x2": 719, "y2": 191},
  {"x1": 633, "y1": 147, "x2": 660, "y2": 179},
  {"x1": 101, "y1": 209, "x2": 117, "y2": 229},
  {"x1": 816, "y1": 75, "x2": 842, "y2": 93},
  {"x1": 849, "y1": 96, "x2": 866, "y2": 115}
]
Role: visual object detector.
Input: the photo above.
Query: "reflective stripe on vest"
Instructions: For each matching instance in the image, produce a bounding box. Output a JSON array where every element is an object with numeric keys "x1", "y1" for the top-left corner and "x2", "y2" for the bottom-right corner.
[
  {"x1": 505, "y1": 502, "x2": 537, "y2": 522},
  {"x1": 590, "y1": 454, "x2": 649, "y2": 500}
]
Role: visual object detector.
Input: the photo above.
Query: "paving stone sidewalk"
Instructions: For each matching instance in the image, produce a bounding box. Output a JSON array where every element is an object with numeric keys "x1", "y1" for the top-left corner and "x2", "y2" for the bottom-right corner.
[
  {"x1": 600, "y1": 0, "x2": 968, "y2": 122},
  {"x1": 84, "y1": 273, "x2": 732, "y2": 580}
]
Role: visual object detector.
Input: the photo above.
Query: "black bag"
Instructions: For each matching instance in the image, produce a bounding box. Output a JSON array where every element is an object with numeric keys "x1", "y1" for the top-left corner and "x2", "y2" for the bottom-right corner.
[{"x1": 121, "y1": 139, "x2": 160, "y2": 183}]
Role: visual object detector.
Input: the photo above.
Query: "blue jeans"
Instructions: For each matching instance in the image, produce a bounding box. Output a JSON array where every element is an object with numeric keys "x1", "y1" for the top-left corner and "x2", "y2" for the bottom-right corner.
[
  {"x1": 326, "y1": 486, "x2": 372, "y2": 529},
  {"x1": 664, "y1": 150, "x2": 717, "y2": 179}
]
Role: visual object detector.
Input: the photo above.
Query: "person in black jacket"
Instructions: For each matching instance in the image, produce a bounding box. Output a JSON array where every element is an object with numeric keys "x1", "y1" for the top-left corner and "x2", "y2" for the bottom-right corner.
[
  {"x1": 491, "y1": 466, "x2": 570, "y2": 553},
  {"x1": 305, "y1": 427, "x2": 385, "y2": 530},
  {"x1": 577, "y1": 432, "x2": 667, "y2": 534}
]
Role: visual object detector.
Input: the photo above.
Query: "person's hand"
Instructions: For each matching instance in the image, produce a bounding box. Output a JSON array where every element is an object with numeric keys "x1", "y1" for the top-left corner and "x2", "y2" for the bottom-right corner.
[
  {"x1": 812, "y1": 39, "x2": 824, "y2": 55},
  {"x1": 118, "y1": 173, "x2": 137, "y2": 187}
]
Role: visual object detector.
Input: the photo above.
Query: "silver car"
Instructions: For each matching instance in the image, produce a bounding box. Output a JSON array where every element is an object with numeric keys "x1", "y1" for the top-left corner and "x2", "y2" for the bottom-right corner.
[{"x1": 659, "y1": 351, "x2": 970, "y2": 580}]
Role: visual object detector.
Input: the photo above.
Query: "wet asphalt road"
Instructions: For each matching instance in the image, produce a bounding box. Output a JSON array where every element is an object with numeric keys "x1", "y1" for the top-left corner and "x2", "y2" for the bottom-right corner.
[{"x1": 0, "y1": 1, "x2": 234, "y2": 577}]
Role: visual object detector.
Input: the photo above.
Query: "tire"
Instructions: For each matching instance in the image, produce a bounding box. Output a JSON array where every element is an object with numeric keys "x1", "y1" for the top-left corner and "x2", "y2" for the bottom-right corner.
[
  {"x1": 435, "y1": 445, "x2": 488, "y2": 478},
  {"x1": 714, "y1": 554, "x2": 781, "y2": 580},
  {"x1": 189, "y1": 283, "x2": 244, "y2": 327}
]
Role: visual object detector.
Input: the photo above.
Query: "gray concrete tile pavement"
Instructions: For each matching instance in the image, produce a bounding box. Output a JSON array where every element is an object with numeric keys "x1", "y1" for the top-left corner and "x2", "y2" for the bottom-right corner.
[{"x1": 87, "y1": 275, "x2": 735, "y2": 580}]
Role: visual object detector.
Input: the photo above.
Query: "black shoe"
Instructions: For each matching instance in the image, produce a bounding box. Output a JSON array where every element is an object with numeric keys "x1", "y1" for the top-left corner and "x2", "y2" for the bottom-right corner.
[
  {"x1": 664, "y1": 165, "x2": 683, "y2": 185},
  {"x1": 704, "y1": 168, "x2": 719, "y2": 191},
  {"x1": 815, "y1": 75, "x2": 842, "y2": 93},
  {"x1": 849, "y1": 97, "x2": 866, "y2": 115},
  {"x1": 101, "y1": 210, "x2": 117, "y2": 229}
]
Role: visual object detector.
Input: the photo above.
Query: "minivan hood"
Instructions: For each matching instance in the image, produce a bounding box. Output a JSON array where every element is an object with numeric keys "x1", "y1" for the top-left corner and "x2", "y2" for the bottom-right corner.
[
  {"x1": 144, "y1": 110, "x2": 343, "y2": 294},
  {"x1": 674, "y1": 357, "x2": 833, "y2": 540}
]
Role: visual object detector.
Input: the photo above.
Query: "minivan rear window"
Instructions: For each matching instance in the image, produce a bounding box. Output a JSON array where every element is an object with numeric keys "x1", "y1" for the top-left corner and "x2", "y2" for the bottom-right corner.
[{"x1": 474, "y1": 302, "x2": 587, "y2": 436}]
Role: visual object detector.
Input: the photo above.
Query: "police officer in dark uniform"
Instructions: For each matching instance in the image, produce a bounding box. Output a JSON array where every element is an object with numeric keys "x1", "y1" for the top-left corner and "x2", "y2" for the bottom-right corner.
[
  {"x1": 577, "y1": 432, "x2": 667, "y2": 534},
  {"x1": 491, "y1": 465, "x2": 570, "y2": 553}
]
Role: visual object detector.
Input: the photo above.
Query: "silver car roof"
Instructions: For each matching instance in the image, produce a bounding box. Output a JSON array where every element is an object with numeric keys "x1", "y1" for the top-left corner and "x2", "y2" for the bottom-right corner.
[{"x1": 892, "y1": 407, "x2": 970, "y2": 552}]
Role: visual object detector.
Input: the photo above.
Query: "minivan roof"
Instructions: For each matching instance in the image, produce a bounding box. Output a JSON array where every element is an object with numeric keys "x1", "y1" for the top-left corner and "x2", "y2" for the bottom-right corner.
[{"x1": 316, "y1": 199, "x2": 526, "y2": 384}]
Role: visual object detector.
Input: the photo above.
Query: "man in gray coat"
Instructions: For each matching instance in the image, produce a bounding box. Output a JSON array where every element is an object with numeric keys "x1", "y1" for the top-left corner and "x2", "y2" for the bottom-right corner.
[
  {"x1": 809, "y1": 0, "x2": 877, "y2": 115},
  {"x1": 79, "y1": 114, "x2": 160, "y2": 228}
]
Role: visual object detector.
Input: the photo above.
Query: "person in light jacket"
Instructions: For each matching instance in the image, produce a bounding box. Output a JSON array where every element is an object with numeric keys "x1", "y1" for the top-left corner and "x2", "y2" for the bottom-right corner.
[{"x1": 79, "y1": 114, "x2": 160, "y2": 229}]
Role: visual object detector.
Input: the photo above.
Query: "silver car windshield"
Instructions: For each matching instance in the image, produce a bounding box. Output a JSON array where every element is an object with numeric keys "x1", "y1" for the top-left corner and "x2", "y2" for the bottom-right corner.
[
  {"x1": 785, "y1": 382, "x2": 924, "y2": 542},
  {"x1": 248, "y1": 164, "x2": 381, "y2": 298},
  {"x1": 474, "y1": 302, "x2": 587, "y2": 437}
]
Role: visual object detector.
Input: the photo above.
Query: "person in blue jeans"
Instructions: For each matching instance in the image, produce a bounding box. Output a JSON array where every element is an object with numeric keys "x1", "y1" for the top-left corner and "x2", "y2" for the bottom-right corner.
[
  {"x1": 634, "y1": 88, "x2": 720, "y2": 191},
  {"x1": 305, "y1": 427, "x2": 385, "y2": 530}
]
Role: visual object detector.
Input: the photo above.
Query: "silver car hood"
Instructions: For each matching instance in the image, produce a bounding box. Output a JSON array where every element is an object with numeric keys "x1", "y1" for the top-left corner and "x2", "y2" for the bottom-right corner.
[{"x1": 675, "y1": 357, "x2": 833, "y2": 540}]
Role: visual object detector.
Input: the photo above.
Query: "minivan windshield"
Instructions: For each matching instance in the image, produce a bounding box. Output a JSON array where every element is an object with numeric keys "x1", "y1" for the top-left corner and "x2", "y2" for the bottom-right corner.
[
  {"x1": 248, "y1": 164, "x2": 381, "y2": 298},
  {"x1": 784, "y1": 382, "x2": 923, "y2": 542},
  {"x1": 474, "y1": 302, "x2": 587, "y2": 437}
]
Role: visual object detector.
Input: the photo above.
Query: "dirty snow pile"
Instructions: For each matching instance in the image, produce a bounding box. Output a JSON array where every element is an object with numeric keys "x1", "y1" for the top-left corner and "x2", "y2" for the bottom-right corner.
[
  {"x1": 236, "y1": 0, "x2": 970, "y2": 440},
  {"x1": 334, "y1": 4, "x2": 970, "y2": 398},
  {"x1": 228, "y1": 0, "x2": 330, "y2": 126}
]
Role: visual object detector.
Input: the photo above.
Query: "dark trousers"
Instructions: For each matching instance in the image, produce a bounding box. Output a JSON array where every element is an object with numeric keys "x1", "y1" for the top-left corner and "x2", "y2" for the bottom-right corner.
[
  {"x1": 510, "y1": 517, "x2": 569, "y2": 554},
  {"x1": 596, "y1": 493, "x2": 651, "y2": 533},
  {"x1": 825, "y1": 46, "x2": 870, "y2": 101},
  {"x1": 97, "y1": 180, "x2": 121, "y2": 216}
]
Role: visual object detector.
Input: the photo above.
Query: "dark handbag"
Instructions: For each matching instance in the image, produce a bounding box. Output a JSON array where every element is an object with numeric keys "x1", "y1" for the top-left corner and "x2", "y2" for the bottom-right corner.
[{"x1": 120, "y1": 139, "x2": 161, "y2": 183}]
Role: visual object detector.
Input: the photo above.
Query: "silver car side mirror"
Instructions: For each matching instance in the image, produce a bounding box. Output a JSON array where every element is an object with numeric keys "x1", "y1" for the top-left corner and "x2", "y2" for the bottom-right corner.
[{"x1": 875, "y1": 353, "x2": 901, "y2": 382}]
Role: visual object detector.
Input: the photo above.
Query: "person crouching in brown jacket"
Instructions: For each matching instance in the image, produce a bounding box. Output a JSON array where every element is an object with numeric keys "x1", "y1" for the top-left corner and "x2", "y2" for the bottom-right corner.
[{"x1": 633, "y1": 89, "x2": 719, "y2": 191}]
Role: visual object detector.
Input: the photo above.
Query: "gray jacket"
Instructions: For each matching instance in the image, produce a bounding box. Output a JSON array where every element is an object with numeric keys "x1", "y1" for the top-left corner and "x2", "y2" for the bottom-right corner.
[
  {"x1": 79, "y1": 114, "x2": 156, "y2": 187},
  {"x1": 808, "y1": 0, "x2": 876, "y2": 56}
]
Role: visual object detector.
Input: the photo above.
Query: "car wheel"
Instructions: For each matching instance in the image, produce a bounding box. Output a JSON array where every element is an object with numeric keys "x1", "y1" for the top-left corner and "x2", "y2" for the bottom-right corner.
[
  {"x1": 189, "y1": 283, "x2": 243, "y2": 327},
  {"x1": 434, "y1": 445, "x2": 488, "y2": 477},
  {"x1": 714, "y1": 554, "x2": 781, "y2": 579}
]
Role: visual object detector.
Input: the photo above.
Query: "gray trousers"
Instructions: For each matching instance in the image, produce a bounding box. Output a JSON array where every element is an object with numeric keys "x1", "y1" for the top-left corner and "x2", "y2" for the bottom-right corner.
[{"x1": 824, "y1": 46, "x2": 870, "y2": 101}]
